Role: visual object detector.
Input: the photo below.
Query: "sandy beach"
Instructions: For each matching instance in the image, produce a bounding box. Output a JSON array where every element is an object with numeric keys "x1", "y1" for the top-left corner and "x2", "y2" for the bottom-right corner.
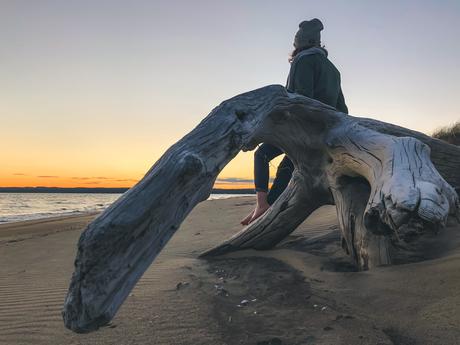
[{"x1": 1, "y1": 196, "x2": 460, "y2": 345}]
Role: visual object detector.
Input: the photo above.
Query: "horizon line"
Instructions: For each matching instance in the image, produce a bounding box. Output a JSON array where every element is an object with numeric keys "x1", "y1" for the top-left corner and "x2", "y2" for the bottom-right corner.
[{"x1": 0, "y1": 186, "x2": 255, "y2": 193}]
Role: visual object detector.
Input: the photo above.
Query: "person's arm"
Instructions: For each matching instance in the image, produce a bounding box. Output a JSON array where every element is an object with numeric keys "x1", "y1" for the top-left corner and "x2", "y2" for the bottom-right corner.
[
  {"x1": 336, "y1": 87, "x2": 348, "y2": 114},
  {"x1": 291, "y1": 56, "x2": 315, "y2": 98}
]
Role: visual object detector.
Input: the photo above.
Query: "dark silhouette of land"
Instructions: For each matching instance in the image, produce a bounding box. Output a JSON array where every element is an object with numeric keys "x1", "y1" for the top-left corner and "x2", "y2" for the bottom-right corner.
[{"x1": 0, "y1": 187, "x2": 255, "y2": 194}]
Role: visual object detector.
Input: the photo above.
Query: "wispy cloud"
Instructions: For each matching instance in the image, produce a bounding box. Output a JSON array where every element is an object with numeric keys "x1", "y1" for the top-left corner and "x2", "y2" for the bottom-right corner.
[
  {"x1": 13, "y1": 173, "x2": 26, "y2": 176},
  {"x1": 37, "y1": 175, "x2": 59, "y2": 178},
  {"x1": 216, "y1": 177, "x2": 274, "y2": 184},
  {"x1": 70, "y1": 176, "x2": 137, "y2": 184},
  {"x1": 71, "y1": 176, "x2": 122, "y2": 181},
  {"x1": 216, "y1": 177, "x2": 254, "y2": 184}
]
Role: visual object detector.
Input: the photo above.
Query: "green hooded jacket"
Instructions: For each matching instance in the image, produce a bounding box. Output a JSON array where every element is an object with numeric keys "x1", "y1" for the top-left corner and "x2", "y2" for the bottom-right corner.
[{"x1": 286, "y1": 48, "x2": 348, "y2": 114}]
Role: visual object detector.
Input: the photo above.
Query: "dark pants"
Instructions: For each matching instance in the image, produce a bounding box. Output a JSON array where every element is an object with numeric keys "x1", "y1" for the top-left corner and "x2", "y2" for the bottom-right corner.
[{"x1": 254, "y1": 143, "x2": 294, "y2": 205}]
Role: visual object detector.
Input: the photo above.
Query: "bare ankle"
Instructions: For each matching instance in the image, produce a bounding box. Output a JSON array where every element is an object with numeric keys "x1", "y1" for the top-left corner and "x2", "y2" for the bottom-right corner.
[{"x1": 255, "y1": 191, "x2": 269, "y2": 207}]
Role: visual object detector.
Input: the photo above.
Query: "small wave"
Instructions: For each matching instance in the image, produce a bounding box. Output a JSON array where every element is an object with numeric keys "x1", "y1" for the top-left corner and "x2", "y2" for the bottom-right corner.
[
  {"x1": 0, "y1": 193, "x2": 251, "y2": 224},
  {"x1": 208, "y1": 194, "x2": 253, "y2": 200},
  {"x1": 0, "y1": 210, "x2": 90, "y2": 224}
]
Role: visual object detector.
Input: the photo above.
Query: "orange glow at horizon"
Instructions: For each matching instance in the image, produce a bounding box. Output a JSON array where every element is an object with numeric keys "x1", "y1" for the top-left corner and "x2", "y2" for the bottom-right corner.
[
  {"x1": 0, "y1": 175, "x2": 140, "y2": 189},
  {"x1": 0, "y1": 175, "x2": 256, "y2": 190},
  {"x1": 1, "y1": 148, "x2": 283, "y2": 190}
]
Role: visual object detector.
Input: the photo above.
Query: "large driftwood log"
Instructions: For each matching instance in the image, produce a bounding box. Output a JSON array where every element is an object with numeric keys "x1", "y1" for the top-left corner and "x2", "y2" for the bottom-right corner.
[{"x1": 63, "y1": 85, "x2": 459, "y2": 333}]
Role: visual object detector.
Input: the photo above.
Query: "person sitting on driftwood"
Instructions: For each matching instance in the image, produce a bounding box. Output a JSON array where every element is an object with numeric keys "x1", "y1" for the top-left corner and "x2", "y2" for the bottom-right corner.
[{"x1": 241, "y1": 18, "x2": 349, "y2": 225}]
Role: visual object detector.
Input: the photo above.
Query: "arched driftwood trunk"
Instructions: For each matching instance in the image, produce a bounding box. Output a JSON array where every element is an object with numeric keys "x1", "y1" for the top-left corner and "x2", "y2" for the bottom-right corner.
[{"x1": 62, "y1": 85, "x2": 460, "y2": 333}]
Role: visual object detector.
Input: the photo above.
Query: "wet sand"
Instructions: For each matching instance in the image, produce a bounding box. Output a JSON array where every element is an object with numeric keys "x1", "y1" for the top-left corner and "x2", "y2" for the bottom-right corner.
[{"x1": 1, "y1": 197, "x2": 460, "y2": 345}]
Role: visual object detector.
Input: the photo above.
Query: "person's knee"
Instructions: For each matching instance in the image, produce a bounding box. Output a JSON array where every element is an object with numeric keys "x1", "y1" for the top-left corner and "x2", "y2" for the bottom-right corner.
[
  {"x1": 279, "y1": 157, "x2": 294, "y2": 171},
  {"x1": 276, "y1": 161, "x2": 294, "y2": 179}
]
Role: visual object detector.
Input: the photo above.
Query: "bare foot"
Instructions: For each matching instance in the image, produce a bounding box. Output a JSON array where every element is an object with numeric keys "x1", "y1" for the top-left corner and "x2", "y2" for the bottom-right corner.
[
  {"x1": 249, "y1": 203, "x2": 270, "y2": 224},
  {"x1": 241, "y1": 210, "x2": 255, "y2": 225},
  {"x1": 241, "y1": 191, "x2": 270, "y2": 226}
]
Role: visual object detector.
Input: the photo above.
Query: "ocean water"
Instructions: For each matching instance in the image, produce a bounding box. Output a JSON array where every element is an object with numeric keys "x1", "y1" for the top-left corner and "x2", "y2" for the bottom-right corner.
[{"x1": 0, "y1": 193, "x2": 253, "y2": 224}]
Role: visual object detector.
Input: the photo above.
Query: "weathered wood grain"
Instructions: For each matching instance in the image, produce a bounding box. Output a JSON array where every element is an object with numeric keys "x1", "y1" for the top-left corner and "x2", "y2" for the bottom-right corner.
[{"x1": 63, "y1": 85, "x2": 459, "y2": 333}]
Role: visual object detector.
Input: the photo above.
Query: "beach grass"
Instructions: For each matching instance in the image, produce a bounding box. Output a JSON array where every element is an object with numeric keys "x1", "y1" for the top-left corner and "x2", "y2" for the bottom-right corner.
[{"x1": 432, "y1": 121, "x2": 460, "y2": 146}]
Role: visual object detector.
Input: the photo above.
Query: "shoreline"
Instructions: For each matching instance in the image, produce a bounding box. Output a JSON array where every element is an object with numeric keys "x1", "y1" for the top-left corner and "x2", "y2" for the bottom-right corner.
[
  {"x1": 0, "y1": 194, "x2": 254, "y2": 226},
  {"x1": 0, "y1": 196, "x2": 252, "y2": 242},
  {"x1": 0, "y1": 211, "x2": 100, "y2": 245}
]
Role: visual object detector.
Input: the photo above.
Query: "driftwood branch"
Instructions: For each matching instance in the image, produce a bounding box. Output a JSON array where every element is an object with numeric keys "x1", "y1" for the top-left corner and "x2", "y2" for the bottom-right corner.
[
  {"x1": 201, "y1": 170, "x2": 332, "y2": 256},
  {"x1": 63, "y1": 85, "x2": 460, "y2": 333}
]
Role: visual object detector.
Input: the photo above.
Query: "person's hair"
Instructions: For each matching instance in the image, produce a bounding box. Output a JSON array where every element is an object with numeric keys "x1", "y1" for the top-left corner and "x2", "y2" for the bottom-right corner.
[{"x1": 288, "y1": 44, "x2": 328, "y2": 63}]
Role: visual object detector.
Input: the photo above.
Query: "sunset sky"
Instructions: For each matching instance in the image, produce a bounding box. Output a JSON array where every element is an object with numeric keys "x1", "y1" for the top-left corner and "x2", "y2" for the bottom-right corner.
[{"x1": 1, "y1": 0, "x2": 459, "y2": 189}]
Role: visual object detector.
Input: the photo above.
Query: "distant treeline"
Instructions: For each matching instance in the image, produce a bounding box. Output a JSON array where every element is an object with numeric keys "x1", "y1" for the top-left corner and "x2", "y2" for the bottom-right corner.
[{"x1": 0, "y1": 187, "x2": 255, "y2": 194}]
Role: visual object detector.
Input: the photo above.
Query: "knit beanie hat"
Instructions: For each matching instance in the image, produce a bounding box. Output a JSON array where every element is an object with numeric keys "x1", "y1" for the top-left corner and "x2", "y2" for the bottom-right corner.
[{"x1": 294, "y1": 18, "x2": 324, "y2": 49}]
